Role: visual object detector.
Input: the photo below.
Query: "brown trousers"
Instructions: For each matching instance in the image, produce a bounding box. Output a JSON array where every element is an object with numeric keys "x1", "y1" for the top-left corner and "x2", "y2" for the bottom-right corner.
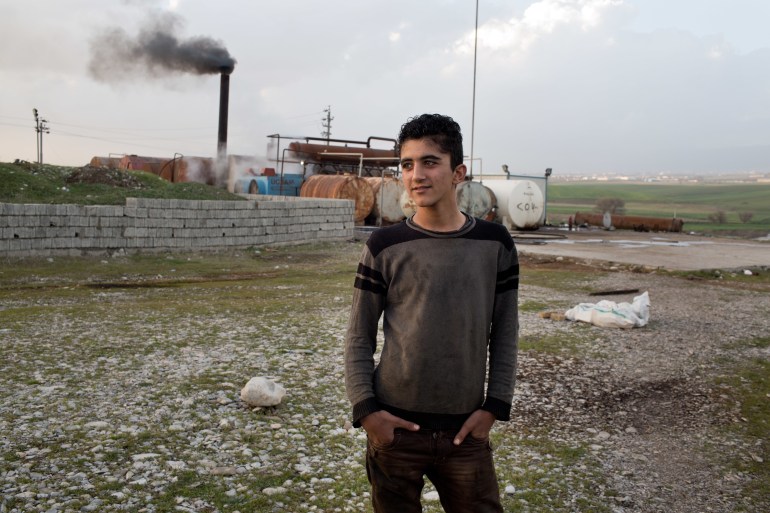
[{"x1": 365, "y1": 428, "x2": 504, "y2": 513}]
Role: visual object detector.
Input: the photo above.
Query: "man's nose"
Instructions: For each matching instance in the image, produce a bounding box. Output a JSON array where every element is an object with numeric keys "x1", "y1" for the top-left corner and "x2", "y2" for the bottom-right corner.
[{"x1": 412, "y1": 163, "x2": 426, "y2": 179}]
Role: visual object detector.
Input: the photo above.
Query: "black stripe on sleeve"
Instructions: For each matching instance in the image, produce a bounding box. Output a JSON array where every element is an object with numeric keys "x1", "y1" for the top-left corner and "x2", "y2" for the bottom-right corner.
[
  {"x1": 357, "y1": 262, "x2": 384, "y2": 284},
  {"x1": 355, "y1": 276, "x2": 387, "y2": 295},
  {"x1": 355, "y1": 263, "x2": 387, "y2": 295},
  {"x1": 496, "y1": 263, "x2": 519, "y2": 294}
]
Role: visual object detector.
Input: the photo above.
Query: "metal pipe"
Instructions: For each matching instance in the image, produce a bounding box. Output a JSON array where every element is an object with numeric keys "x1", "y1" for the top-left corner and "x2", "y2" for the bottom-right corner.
[
  {"x1": 367, "y1": 136, "x2": 398, "y2": 149},
  {"x1": 319, "y1": 152, "x2": 400, "y2": 177},
  {"x1": 319, "y1": 152, "x2": 364, "y2": 176}
]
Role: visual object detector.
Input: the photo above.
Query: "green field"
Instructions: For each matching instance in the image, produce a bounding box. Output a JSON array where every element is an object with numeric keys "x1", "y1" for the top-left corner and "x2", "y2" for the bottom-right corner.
[{"x1": 546, "y1": 181, "x2": 770, "y2": 235}]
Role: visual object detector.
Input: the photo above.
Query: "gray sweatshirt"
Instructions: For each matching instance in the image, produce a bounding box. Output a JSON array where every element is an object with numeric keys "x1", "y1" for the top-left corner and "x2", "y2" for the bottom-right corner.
[{"x1": 344, "y1": 215, "x2": 519, "y2": 429}]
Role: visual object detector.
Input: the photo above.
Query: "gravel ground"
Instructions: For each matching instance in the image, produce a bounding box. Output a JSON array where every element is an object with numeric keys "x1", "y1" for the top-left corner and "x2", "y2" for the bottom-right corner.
[
  {"x1": 1, "y1": 244, "x2": 768, "y2": 512},
  {"x1": 513, "y1": 258, "x2": 769, "y2": 512}
]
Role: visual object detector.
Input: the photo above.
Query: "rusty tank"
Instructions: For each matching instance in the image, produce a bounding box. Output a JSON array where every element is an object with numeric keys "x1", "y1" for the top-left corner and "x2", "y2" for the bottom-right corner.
[
  {"x1": 89, "y1": 156, "x2": 122, "y2": 168},
  {"x1": 364, "y1": 176, "x2": 406, "y2": 225},
  {"x1": 118, "y1": 155, "x2": 168, "y2": 175},
  {"x1": 574, "y1": 212, "x2": 684, "y2": 232},
  {"x1": 300, "y1": 174, "x2": 374, "y2": 223},
  {"x1": 160, "y1": 157, "x2": 218, "y2": 185}
]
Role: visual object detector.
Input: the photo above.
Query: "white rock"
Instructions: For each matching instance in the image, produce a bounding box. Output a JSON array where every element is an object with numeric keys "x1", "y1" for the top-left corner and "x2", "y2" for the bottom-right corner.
[
  {"x1": 85, "y1": 421, "x2": 110, "y2": 430},
  {"x1": 240, "y1": 377, "x2": 286, "y2": 407},
  {"x1": 423, "y1": 491, "x2": 440, "y2": 501},
  {"x1": 505, "y1": 484, "x2": 516, "y2": 495},
  {"x1": 262, "y1": 486, "x2": 287, "y2": 496},
  {"x1": 211, "y1": 466, "x2": 238, "y2": 476},
  {"x1": 131, "y1": 453, "x2": 160, "y2": 461}
]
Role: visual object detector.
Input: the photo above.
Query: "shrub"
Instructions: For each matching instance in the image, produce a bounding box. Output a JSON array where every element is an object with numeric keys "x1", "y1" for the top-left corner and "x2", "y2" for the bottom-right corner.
[
  {"x1": 708, "y1": 210, "x2": 728, "y2": 224},
  {"x1": 595, "y1": 197, "x2": 625, "y2": 214}
]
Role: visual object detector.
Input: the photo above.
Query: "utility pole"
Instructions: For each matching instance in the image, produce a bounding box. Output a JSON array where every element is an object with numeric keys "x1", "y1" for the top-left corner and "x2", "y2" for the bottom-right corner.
[
  {"x1": 321, "y1": 106, "x2": 333, "y2": 144},
  {"x1": 32, "y1": 108, "x2": 50, "y2": 164}
]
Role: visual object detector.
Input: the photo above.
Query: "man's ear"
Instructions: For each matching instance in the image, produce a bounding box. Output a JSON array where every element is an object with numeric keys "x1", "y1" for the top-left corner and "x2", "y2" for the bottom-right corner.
[{"x1": 452, "y1": 164, "x2": 467, "y2": 184}]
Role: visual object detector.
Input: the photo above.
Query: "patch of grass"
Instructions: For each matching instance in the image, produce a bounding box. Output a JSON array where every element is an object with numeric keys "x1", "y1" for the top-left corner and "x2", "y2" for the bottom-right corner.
[
  {"x1": 494, "y1": 434, "x2": 615, "y2": 512},
  {"x1": 519, "y1": 331, "x2": 595, "y2": 355},
  {"x1": 520, "y1": 267, "x2": 599, "y2": 292},
  {"x1": 714, "y1": 354, "x2": 770, "y2": 508},
  {"x1": 0, "y1": 161, "x2": 242, "y2": 205},
  {"x1": 519, "y1": 300, "x2": 554, "y2": 313},
  {"x1": 664, "y1": 268, "x2": 770, "y2": 292}
]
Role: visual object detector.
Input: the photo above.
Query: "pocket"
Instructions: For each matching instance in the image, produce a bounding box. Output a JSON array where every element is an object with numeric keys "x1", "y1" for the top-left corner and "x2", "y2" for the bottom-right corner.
[
  {"x1": 368, "y1": 429, "x2": 403, "y2": 453},
  {"x1": 465, "y1": 433, "x2": 493, "y2": 451}
]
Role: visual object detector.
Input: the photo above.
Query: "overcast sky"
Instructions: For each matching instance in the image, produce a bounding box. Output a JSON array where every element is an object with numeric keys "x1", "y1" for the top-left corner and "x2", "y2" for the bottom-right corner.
[{"x1": 1, "y1": 0, "x2": 769, "y2": 176}]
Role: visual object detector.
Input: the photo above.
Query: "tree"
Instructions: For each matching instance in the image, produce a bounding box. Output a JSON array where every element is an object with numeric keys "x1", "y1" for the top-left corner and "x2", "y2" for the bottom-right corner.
[
  {"x1": 595, "y1": 197, "x2": 625, "y2": 214},
  {"x1": 738, "y1": 212, "x2": 754, "y2": 223}
]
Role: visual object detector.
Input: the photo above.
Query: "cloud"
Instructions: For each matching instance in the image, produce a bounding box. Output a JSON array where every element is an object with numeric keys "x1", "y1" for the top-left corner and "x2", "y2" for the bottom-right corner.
[{"x1": 454, "y1": 0, "x2": 624, "y2": 56}]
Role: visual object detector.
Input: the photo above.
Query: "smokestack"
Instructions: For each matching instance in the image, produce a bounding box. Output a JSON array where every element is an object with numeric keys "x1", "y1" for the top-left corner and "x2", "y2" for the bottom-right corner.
[
  {"x1": 88, "y1": 12, "x2": 237, "y2": 170},
  {"x1": 218, "y1": 67, "x2": 232, "y2": 160}
]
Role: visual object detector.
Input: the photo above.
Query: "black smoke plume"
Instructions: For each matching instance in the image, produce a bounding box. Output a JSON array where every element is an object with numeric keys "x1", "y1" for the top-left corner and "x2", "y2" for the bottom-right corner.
[{"x1": 89, "y1": 11, "x2": 236, "y2": 81}]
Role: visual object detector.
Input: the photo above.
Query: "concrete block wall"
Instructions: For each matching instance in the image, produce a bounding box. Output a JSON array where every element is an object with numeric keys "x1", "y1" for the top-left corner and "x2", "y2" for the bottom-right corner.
[{"x1": 0, "y1": 196, "x2": 355, "y2": 257}]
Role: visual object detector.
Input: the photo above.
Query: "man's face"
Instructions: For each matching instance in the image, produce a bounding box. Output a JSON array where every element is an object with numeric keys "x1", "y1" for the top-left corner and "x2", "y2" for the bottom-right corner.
[{"x1": 400, "y1": 138, "x2": 465, "y2": 210}]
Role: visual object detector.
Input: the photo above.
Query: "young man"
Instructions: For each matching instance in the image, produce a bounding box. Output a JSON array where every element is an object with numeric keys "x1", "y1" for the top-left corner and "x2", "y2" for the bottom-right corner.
[{"x1": 344, "y1": 114, "x2": 519, "y2": 513}]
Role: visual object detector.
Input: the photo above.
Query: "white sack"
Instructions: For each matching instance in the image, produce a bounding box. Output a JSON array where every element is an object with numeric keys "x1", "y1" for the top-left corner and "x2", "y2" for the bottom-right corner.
[{"x1": 565, "y1": 291, "x2": 650, "y2": 329}]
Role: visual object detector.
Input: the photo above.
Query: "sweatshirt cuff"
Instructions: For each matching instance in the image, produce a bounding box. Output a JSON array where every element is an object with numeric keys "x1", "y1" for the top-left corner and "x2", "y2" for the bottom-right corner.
[
  {"x1": 352, "y1": 397, "x2": 381, "y2": 427},
  {"x1": 481, "y1": 396, "x2": 511, "y2": 422}
]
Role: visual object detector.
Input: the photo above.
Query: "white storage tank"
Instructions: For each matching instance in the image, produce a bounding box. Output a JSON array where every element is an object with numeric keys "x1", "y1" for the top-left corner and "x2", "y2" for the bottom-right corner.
[
  {"x1": 364, "y1": 176, "x2": 406, "y2": 224},
  {"x1": 456, "y1": 180, "x2": 496, "y2": 221},
  {"x1": 400, "y1": 188, "x2": 418, "y2": 218},
  {"x1": 483, "y1": 179, "x2": 544, "y2": 229}
]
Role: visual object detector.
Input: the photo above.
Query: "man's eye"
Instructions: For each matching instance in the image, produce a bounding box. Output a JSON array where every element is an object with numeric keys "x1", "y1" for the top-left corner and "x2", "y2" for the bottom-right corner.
[{"x1": 402, "y1": 163, "x2": 413, "y2": 170}]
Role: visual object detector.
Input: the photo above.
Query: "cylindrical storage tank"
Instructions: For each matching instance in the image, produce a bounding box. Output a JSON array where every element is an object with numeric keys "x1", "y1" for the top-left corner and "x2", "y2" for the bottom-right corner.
[
  {"x1": 484, "y1": 179, "x2": 544, "y2": 229},
  {"x1": 456, "y1": 181, "x2": 497, "y2": 221},
  {"x1": 118, "y1": 155, "x2": 167, "y2": 176},
  {"x1": 364, "y1": 176, "x2": 406, "y2": 224},
  {"x1": 574, "y1": 212, "x2": 684, "y2": 232},
  {"x1": 171, "y1": 156, "x2": 218, "y2": 185},
  {"x1": 89, "y1": 156, "x2": 121, "y2": 168},
  {"x1": 399, "y1": 189, "x2": 417, "y2": 218},
  {"x1": 301, "y1": 174, "x2": 374, "y2": 223}
]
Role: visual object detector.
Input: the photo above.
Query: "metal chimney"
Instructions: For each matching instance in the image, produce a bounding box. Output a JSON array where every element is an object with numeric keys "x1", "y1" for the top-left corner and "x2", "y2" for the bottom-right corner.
[{"x1": 217, "y1": 66, "x2": 232, "y2": 160}]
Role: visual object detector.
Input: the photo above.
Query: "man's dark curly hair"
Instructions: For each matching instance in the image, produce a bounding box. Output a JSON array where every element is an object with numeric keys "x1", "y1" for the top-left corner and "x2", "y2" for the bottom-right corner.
[{"x1": 397, "y1": 114, "x2": 464, "y2": 170}]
